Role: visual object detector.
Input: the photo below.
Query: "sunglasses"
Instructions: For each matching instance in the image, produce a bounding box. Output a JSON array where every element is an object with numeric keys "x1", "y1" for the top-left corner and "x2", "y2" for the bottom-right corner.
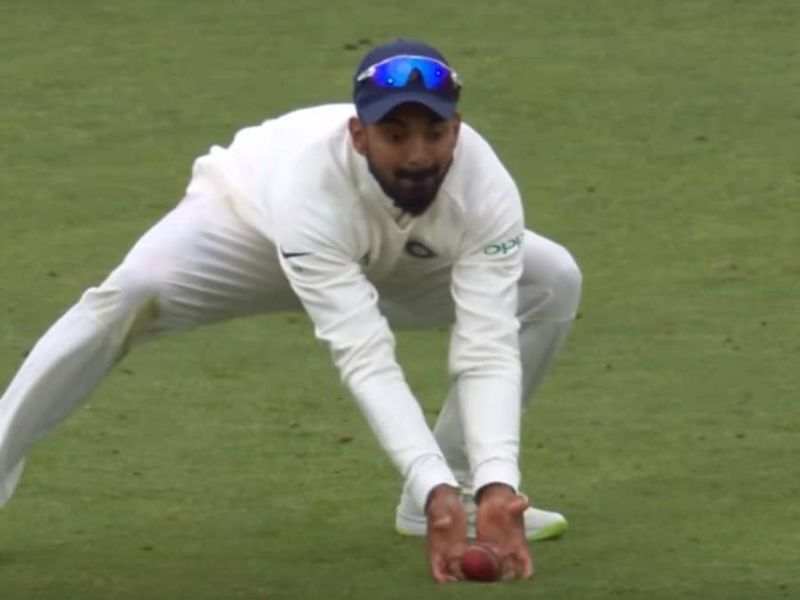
[{"x1": 356, "y1": 55, "x2": 462, "y2": 92}]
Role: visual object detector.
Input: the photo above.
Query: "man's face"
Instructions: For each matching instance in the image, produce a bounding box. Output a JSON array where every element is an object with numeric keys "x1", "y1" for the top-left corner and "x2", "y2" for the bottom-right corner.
[{"x1": 349, "y1": 103, "x2": 461, "y2": 216}]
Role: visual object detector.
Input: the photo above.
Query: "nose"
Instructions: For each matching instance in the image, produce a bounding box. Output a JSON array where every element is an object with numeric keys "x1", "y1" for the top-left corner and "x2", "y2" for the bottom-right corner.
[{"x1": 406, "y1": 134, "x2": 432, "y2": 168}]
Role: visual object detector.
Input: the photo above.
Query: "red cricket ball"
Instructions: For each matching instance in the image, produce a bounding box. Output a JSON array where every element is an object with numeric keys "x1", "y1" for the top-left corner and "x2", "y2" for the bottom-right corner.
[{"x1": 461, "y1": 543, "x2": 502, "y2": 583}]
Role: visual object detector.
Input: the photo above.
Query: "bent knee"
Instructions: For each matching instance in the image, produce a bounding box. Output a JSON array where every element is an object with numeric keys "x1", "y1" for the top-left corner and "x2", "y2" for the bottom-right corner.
[
  {"x1": 78, "y1": 264, "x2": 165, "y2": 333},
  {"x1": 519, "y1": 234, "x2": 582, "y2": 320},
  {"x1": 543, "y1": 243, "x2": 582, "y2": 310},
  {"x1": 548, "y1": 252, "x2": 582, "y2": 316}
]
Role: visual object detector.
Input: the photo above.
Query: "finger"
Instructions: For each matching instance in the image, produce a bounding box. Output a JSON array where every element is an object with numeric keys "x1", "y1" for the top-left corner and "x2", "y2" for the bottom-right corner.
[
  {"x1": 495, "y1": 544, "x2": 532, "y2": 581},
  {"x1": 500, "y1": 555, "x2": 518, "y2": 581},
  {"x1": 518, "y1": 546, "x2": 535, "y2": 579},
  {"x1": 430, "y1": 514, "x2": 453, "y2": 532},
  {"x1": 430, "y1": 554, "x2": 456, "y2": 583},
  {"x1": 448, "y1": 556, "x2": 465, "y2": 581},
  {"x1": 433, "y1": 570, "x2": 457, "y2": 583},
  {"x1": 436, "y1": 564, "x2": 458, "y2": 583}
]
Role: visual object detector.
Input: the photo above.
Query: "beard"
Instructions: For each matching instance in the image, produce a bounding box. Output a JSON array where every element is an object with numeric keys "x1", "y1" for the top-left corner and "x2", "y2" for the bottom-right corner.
[{"x1": 366, "y1": 155, "x2": 452, "y2": 216}]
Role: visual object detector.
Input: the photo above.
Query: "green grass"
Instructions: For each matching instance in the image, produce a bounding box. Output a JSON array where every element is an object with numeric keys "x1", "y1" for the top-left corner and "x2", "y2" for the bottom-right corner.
[{"x1": 1, "y1": 0, "x2": 798, "y2": 598}]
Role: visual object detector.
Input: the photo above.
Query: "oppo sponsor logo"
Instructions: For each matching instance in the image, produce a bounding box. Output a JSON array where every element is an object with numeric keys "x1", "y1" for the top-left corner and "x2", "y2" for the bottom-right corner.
[{"x1": 484, "y1": 233, "x2": 523, "y2": 256}]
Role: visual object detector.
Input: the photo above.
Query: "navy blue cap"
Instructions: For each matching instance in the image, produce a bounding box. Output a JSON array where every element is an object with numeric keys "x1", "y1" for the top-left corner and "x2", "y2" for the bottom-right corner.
[{"x1": 353, "y1": 39, "x2": 461, "y2": 124}]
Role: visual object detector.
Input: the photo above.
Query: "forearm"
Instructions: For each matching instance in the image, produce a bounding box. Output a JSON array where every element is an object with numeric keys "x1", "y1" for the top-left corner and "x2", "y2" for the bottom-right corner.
[
  {"x1": 458, "y1": 376, "x2": 521, "y2": 495},
  {"x1": 351, "y1": 374, "x2": 458, "y2": 509},
  {"x1": 450, "y1": 222, "x2": 524, "y2": 495}
]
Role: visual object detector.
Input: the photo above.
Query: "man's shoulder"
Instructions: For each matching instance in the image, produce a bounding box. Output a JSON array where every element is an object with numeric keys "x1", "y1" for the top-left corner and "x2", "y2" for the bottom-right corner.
[
  {"x1": 265, "y1": 103, "x2": 357, "y2": 128},
  {"x1": 454, "y1": 122, "x2": 508, "y2": 171},
  {"x1": 227, "y1": 103, "x2": 354, "y2": 147},
  {"x1": 443, "y1": 122, "x2": 519, "y2": 206},
  {"x1": 221, "y1": 103, "x2": 356, "y2": 187}
]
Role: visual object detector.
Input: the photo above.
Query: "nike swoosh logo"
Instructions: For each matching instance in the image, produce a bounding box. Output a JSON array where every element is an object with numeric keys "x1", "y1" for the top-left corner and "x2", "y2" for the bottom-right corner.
[{"x1": 280, "y1": 247, "x2": 313, "y2": 259}]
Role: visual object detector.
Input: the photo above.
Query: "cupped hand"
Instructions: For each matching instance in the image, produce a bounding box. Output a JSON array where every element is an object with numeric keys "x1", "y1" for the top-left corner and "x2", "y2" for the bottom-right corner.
[
  {"x1": 474, "y1": 483, "x2": 534, "y2": 580},
  {"x1": 425, "y1": 484, "x2": 469, "y2": 582}
]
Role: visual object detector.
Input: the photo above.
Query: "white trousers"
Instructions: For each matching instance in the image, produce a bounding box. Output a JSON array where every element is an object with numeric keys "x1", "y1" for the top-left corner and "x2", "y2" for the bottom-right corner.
[{"x1": 0, "y1": 185, "x2": 582, "y2": 506}]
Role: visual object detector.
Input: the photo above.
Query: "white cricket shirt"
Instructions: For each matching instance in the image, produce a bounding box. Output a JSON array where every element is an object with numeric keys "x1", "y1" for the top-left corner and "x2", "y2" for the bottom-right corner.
[{"x1": 191, "y1": 104, "x2": 524, "y2": 510}]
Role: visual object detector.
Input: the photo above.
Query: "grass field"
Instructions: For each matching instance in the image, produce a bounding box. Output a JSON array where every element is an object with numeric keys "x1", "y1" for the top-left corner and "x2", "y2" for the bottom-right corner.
[{"x1": 1, "y1": 0, "x2": 798, "y2": 598}]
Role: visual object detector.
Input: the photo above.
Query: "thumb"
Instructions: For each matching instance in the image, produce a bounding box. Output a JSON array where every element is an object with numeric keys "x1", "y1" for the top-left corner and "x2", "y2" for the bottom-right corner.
[
  {"x1": 508, "y1": 495, "x2": 530, "y2": 516},
  {"x1": 430, "y1": 513, "x2": 453, "y2": 532}
]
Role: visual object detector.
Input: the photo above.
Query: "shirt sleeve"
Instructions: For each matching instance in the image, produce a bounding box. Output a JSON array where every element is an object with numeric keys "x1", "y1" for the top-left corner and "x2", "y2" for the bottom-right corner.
[
  {"x1": 450, "y1": 181, "x2": 525, "y2": 496},
  {"x1": 276, "y1": 217, "x2": 458, "y2": 511}
]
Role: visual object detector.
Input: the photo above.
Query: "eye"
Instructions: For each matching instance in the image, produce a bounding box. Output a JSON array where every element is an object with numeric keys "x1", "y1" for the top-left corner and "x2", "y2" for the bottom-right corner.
[
  {"x1": 383, "y1": 129, "x2": 406, "y2": 144},
  {"x1": 426, "y1": 126, "x2": 447, "y2": 142}
]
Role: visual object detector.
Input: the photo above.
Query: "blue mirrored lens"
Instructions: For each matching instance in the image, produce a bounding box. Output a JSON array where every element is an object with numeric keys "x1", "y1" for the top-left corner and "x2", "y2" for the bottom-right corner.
[{"x1": 371, "y1": 57, "x2": 454, "y2": 90}]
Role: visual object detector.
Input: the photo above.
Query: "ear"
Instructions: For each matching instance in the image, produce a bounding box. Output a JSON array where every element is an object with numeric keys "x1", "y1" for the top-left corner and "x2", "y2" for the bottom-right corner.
[
  {"x1": 348, "y1": 117, "x2": 368, "y2": 156},
  {"x1": 451, "y1": 112, "x2": 462, "y2": 139}
]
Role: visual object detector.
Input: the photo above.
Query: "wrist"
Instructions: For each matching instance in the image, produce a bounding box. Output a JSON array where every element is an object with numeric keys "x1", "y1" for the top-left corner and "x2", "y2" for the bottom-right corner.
[
  {"x1": 472, "y1": 458, "x2": 520, "y2": 497},
  {"x1": 474, "y1": 482, "x2": 516, "y2": 505},
  {"x1": 424, "y1": 483, "x2": 460, "y2": 514}
]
